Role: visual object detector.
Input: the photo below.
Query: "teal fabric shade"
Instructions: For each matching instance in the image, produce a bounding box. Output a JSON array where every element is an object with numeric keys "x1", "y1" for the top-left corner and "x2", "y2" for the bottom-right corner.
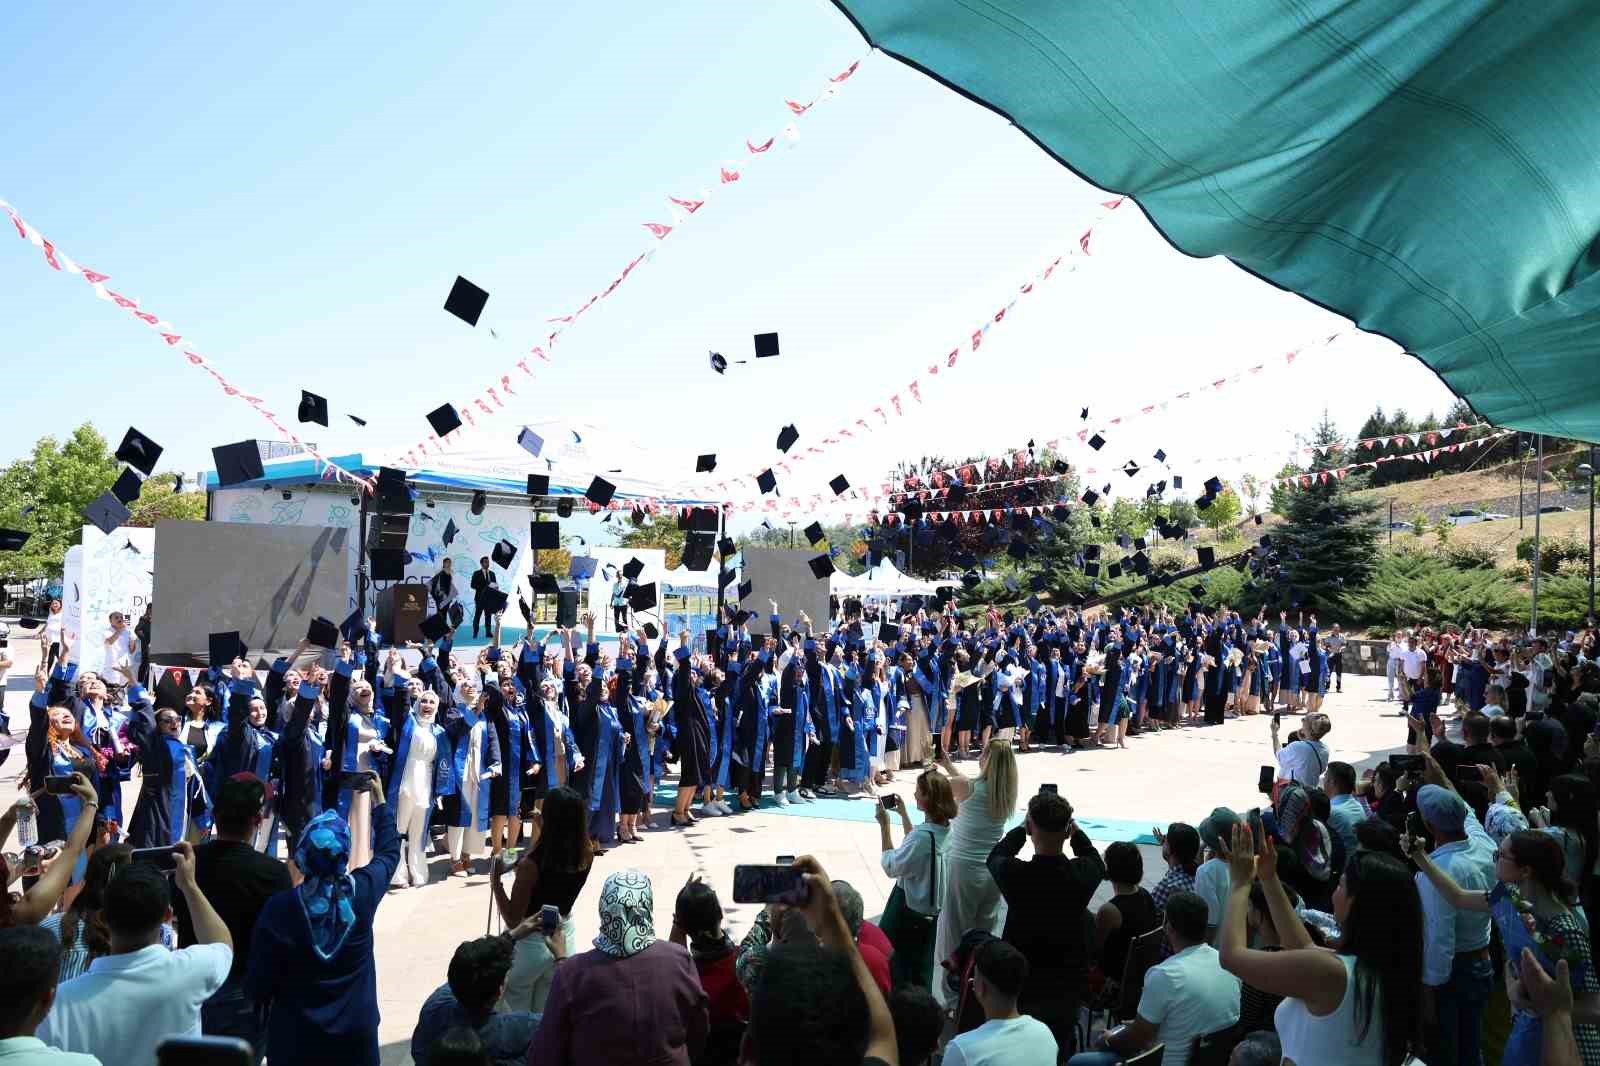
[{"x1": 832, "y1": 1, "x2": 1600, "y2": 441}]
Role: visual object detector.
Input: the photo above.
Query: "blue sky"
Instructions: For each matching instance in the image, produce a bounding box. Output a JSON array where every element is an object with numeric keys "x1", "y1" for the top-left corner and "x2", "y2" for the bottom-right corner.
[{"x1": 2, "y1": 1, "x2": 1458, "y2": 522}]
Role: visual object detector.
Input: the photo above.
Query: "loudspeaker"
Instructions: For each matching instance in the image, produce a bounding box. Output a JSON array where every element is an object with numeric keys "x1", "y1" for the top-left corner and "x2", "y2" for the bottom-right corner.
[
  {"x1": 377, "y1": 582, "x2": 428, "y2": 644},
  {"x1": 369, "y1": 547, "x2": 408, "y2": 582},
  {"x1": 556, "y1": 585, "x2": 579, "y2": 627},
  {"x1": 368, "y1": 512, "x2": 410, "y2": 550}
]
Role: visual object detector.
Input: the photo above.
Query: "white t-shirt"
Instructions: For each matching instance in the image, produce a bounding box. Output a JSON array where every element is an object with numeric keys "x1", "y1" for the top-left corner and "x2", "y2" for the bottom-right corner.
[
  {"x1": 940, "y1": 1015, "x2": 1057, "y2": 1066},
  {"x1": 100, "y1": 627, "x2": 135, "y2": 680},
  {"x1": 38, "y1": 943, "x2": 232, "y2": 1066},
  {"x1": 1276, "y1": 738, "x2": 1329, "y2": 786},
  {"x1": 1399, "y1": 649, "x2": 1426, "y2": 679},
  {"x1": 1192, "y1": 858, "x2": 1232, "y2": 929},
  {"x1": 1136, "y1": 944, "x2": 1242, "y2": 1066},
  {"x1": 0, "y1": 1036, "x2": 101, "y2": 1065}
]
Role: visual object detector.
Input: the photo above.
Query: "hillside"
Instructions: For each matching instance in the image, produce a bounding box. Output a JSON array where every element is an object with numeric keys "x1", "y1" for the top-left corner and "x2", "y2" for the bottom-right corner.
[{"x1": 1349, "y1": 446, "x2": 1586, "y2": 520}]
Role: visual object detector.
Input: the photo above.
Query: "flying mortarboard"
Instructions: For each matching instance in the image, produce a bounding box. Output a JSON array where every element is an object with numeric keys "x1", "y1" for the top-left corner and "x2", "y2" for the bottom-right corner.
[
  {"x1": 481, "y1": 588, "x2": 508, "y2": 614},
  {"x1": 517, "y1": 427, "x2": 545, "y2": 458},
  {"x1": 444, "y1": 276, "x2": 489, "y2": 326},
  {"x1": 84, "y1": 492, "x2": 130, "y2": 535},
  {"x1": 1204, "y1": 476, "x2": 1224, "y2": 496},
  {"x1": 306, "y1": 616, "x2": 340, "y2": 649},
  {"x1": 1084, "y1": 561, "x2": 1100, "y2": 578},
  {"x1": 111, "y1": 467, "x2": 144, "y2": 505},
  {"x1": 0, "y1": 528, "x2": 30, "y2": 551},
  {"x1": 1154, "y1": 448, "x2": 1167, "y2": 463},
  {"x1": 756, "y1": 469, "x2": 777, "y2": 494},
  {"x1": 961, "y1": 570, "x2": 980, "y2": 589},
  {"x1": 1172, "y1": 476, "x2": 1184, "y2": 490},
  {"x1": 427, "y1": 404, "x2": 462, "y2": 438},
  {"x1": 718, "y1": 536, "x2": 736, "y2": 557},
  {"x1": 753, "y1": 332, "x2": 780, "y2": 358},
  {"x1": 1084, "y1": 544, "x2": 1101, "y2": 561},
  {"x1": 1053, "y1": 460, "x2": 1070, "y2": 474},
  {"x1": 1134, "y1": 537, "x2": 1147, "y2": 551},
  {"x1": 369, "y1": 547, "x2": 406, "y2": 581},
  {"x1": 338, "y1": 609, "x2": 366, "y2": 644},
  {"x1": 212, "y1": 440, "x2": 264, "y2": 486},
  {"x1": 1026, "y1": 594, "x2": 1041, "y2": 612},
  {"x1": 442, "y1": 518, "x2": 459, "y2": 546},
  {"x1": 530, "y1": 573, "x2": 561, "y2": 595},
  {"x1": 115, "y1": 428, "x2": 163, "y2": 475},
  {"x1": 491, "y1": 539, "x2": 517, "y2": 569},
  {"x1": 709, "y1": 351, "x2": 727, "y2": 375},
  {"x1": 208, "y1": 631, "x2": 245, "y2": 665},
  {"x1": 622, "y1": 557, "x2": 645, "y2": 581},
  {"x1": 297, "y1": 390, "x2": 329, "y2": 428},
  {"x1": 697, "y1": 454, "x2": 717, "y2": 473},
  {"x1": 830, "y1": 474, "x2": 849, "y2": 495},
  {"x1": 642, "y1": 621, "x2": 659, "y2": 639},
  {"x1": 1123, "y1": 460, "x2": 1139, "y2": 477},
  {"x1": 470, "y1": 490, "x2": 487, "y2": 516},
  {"x1": 1080, "y1": 407, "x2": 1090, "y2": 420},
  {"x1": 1197, "y1": 546, "x2": 1217, "y2": 569},
  {"x1": 1107, "y1": 562, "x2": 1122, "y2": 579},
  {"x1": 776, "y1": 425, "x2": 799, "y2": 453},
  {"x1": 1118, "y1": 533, "x2": 1132, "y2": 550},
  {"x1": 807, "y1": 554, "x2": 835, "y2": 579},
  {"x1": 732, "y1": 610, "x2": 752, "y2": 628},
  {"x1": 1080, "y1": 489, "x2": 1099, "y2": 506},
  {"x1": 526, "y1": 474, "x2": 549, "y2": 496},
  {"x1": 627, "y1": 582, "x2": 658, "y2": 612},
  {"x1": 529, "y1": 521, "x2": 560, "y2": 550},
  {"x1": 1088, "y1": 434, "x2": 1106, "y2": 451},
  {"x1": 738, "y1": 580, "x2": 753, "y2": 600},
  {"x1": 348, "y1": 414, "x2": 367, "y2": 427},
  {"x1": 585, "y1": 476, "x2": 616, "y2": 507},
  {"x1": 418, "y1": 612, "x2": 451, "y2": 642}
]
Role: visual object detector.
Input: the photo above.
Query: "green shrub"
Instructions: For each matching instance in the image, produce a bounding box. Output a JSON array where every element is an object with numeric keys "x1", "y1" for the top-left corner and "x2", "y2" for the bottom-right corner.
[
  {"x1": 1443, "y1": 541, "x2": 1499, "y2": 571},
  {"x1": 1536, "y1": 574, "x2": 1595, "y2": 630},
  {"x1": 1349, "y1": 552, "x2": 1528, "y2": 629},
  {"x1": 1516, "y1": 534, "x2": 1589, "y2": 574}
]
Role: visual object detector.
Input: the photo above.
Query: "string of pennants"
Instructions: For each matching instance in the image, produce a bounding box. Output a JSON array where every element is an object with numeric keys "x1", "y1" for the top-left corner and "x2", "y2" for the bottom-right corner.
[
  {"x1": 398, "y1": 54, "x2": 871, "y2": 469},
  {"x1": 1267, "y1": 428, "x2": 1515, "y2": 490},
  {"x1": 0, "y1": 198, "x2": 374, "y2": 490}
]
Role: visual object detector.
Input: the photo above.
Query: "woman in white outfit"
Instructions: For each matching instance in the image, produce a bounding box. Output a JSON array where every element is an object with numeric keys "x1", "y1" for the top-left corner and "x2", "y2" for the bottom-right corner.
[
  {"x1": 930, "y1": 737, "x2": 1018, "y2": 1007},
  {"x1": 444, "y1": 681, "x2": 501, "y2": 874},
  {"x1": 389, "y1": 690, "x2": 448, "y2": 887}
]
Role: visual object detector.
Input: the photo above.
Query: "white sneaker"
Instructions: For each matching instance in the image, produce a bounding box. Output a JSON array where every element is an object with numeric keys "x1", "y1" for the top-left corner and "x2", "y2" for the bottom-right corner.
[
  {"x1": 712, "y1": 801, "x2": 732, "y2": 815},
  {"x1": 776, "y1": 792, "x2": 790, "y2": 807},
  {"x1": 700, "y1": 804, "x2": 723, "y2": 817},
  {"x1": 787, "y1": 790, "x2": 802, "y2": 804}
]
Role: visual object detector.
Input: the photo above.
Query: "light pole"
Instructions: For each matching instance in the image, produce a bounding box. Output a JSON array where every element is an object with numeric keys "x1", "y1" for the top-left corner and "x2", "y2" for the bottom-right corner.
[
  {"x1": 1581, "y1": 454, "x2": 1595, "y2": 624},
  {"x1": 1531, "y1": 435, "x2": 1544, "y2": 637}
]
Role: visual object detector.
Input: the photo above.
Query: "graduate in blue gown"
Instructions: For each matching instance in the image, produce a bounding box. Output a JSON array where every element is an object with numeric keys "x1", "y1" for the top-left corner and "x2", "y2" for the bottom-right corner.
[
  {"x1": 838, "y1": 659, "x2": 874, "y2": 790},
  {"x1": 125, "y1": 683, "x2": 198, "y2": 849},
  {"x1": 581, "y1": 673, "x2": 627, "y2": 846},
  {"x1": 732, "y1": 647, "x2": 773, "y2": 811},
  {"x1": 772, "y1": 656, "x2": 814, "y2": 805},
  {"x1": 438, "y1": 678, "x2": 502, "y2": 873},
  {"x1": 484, "y1": 674, "x2": 539, "y2": 863},
  {"x1": 27, "y1": 659, "x2": 102, "y2": 884}
]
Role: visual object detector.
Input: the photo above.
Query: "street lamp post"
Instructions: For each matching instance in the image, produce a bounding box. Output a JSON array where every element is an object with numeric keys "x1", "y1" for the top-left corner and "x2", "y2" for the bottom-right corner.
[{"x1": 1581, "y1": 454, "x2": 1596, "y2": 624}]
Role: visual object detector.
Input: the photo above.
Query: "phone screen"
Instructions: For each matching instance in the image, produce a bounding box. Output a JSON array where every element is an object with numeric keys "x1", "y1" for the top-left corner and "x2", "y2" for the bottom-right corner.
[
  {"x1": 158, "y1": 1036, "x2": 254, "y2": 1066},
  {"x1": 539, "y1": 904, "x2": 561, "y2": 935},
  {"x1": 336, "y1": 770, "x2": 372, "y2": 790},
  {"x1": 1039, "y1": 783, "x2": 1058, "y2": 795},
  {"x1": 880, "y1": 794, "x2": 899, "y2": 810},
  {"x1": 131, "y1": 846, "x2": 180, "y2": 873},
  {"x1": 731, "y1": 864, "x2": 806, "y2": 905},
  {"x1": 775, "y1": 855, "x2": 795, "y2": 866},
  {"x1": 44, "y1": 775, "x2": 76, "y2": 796}
]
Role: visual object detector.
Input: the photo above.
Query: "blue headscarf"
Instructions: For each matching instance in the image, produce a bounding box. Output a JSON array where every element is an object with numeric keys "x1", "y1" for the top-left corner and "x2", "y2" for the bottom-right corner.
[{"x1": 294, "y1": 810, "x2": 357, "y2": 960}]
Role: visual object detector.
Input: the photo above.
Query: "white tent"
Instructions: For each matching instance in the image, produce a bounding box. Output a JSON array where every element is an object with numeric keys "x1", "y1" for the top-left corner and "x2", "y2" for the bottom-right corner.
[{"x1": 831, "y1": 559, "x2": 951, "y2": 599}]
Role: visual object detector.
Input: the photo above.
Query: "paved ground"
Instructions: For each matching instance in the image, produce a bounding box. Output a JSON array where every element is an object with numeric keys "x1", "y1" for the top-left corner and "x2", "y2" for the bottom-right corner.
[{"x1": 0, "y1": 629, "x2": 1407, "y2": 1064}]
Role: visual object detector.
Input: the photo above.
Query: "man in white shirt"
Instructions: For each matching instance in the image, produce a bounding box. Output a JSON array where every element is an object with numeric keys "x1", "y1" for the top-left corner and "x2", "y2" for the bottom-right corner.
[
  {"x1": 1270, "y1": 713, "x2": 1331, "y2": 787},
  {"x1": 38, "y1": 842, "x2": 233, "y2": 1065},
  {"x1": 100, "y1": 612, "x2": 137, "y2": 683},
  {"x1": 1385, "y1": 631, "x2": 1408, "y2": 701},
  {"x1": 1069, "y1": 892, "x2": 1240, "y2": 1066},
  {"x1": 1398, "y1": 636, "x2": 1426, "y2": 704},
  {"x1": 0, "y1": 925, "x2": 103, "y2": 1065},
  {"x1": 942, "y1": 940, "x2": 1056, "y2": 1066}
]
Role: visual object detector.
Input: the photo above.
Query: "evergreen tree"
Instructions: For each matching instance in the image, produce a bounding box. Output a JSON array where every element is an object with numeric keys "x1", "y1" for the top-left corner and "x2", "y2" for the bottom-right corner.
[{"x1": 1268, "y1": 466, "x2": 1381, "y2": 616}]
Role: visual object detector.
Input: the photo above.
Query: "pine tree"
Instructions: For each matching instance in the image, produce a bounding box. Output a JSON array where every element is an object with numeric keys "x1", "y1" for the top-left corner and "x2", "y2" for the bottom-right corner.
[{"x1": 1269, "y1": 468, "x2": 1381, "y2": 615}]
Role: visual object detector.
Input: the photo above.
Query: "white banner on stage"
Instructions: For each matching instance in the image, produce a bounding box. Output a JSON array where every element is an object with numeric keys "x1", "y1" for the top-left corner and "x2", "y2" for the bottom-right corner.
[{"x1": 74, "y1": 525, "x2": 155, "y2": 674}]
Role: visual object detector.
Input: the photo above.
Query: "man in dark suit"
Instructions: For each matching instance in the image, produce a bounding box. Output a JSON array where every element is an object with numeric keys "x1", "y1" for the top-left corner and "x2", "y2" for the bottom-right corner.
[{"x1": 469, "y1": 556, "x2": 499, "y2": 641}]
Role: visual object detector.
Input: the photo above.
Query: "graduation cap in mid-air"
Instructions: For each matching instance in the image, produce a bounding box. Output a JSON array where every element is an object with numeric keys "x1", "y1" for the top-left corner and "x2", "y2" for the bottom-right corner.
[
  {"x1": 622, "y1": 557, "x2": 645, "y2": 581},
  {"x1": 491, "y1": 539, "x2": 517, "y2": 569},
  {"x1": 1088, "y1": 433, "x2": 1106, "y2": 452},
  {"x1": 1204, "y1": 476, "x2": 1224, "y2": 496},
  {"x1": 298, "y1": 390, "x2": 329, "y2": 427},
  {"x1": 737, "y1": 580, "x2": 753, "y2": 601},
  {"x1": 1197, "y1": 546, "x2": 1217, "y2": 569},
  {"x1": 756, "y1": 469, "x2": 777, "y2": 495},
  {"x1": 0, "y1": 528, "x2": 31, "y2": 552},
  {"x1": 627, "y1": 582, "x2": 658, "y2": 612},
  {"x1": 1080, "y1": 407, "x2": 1090, "y2": 420},
  {"x1": 586, "y1": 477, "x2": 616, "y2": 507},
  {"x1": 427, "y1": 404, "x2": 462, "y2": 438},
  {"x1": 1154, "y1": 448, "x2": 1167, "y2": 463},
  {"x1": 444, "y1": 275, "x2": 489, "y2": 326},
  {"x1": 526, "y1": 474, "x2": 549, "y2": 497},
  {"x1": 1123, "y1": 461, "x2": 1140, "y2": 478},
  {"x1": 1173, "y1": 475, "x2": 1184, "y2": 490},
  {"x1": 1107, "y1": 562, "x2": 1122, "y2": 579},
  {"x1": 338, "y1": 609, "x2": 366, "y2": 644},
  {"x1": 418, "y1": 612, "x2": 451, "y2": 642},
  {"x1": 470, "y1": 490, "x2": 487, "y2": 516},
  {"x1": 1053, "y1": 460, "x2": 1069, "y2": 475},
  {"x1": 556, "y1": 498, "x2": 575, "y2": 518},
  {"x1": 807, "y1": 554, "x2": 835, "y2": 579},
  {"x1": 209, "y1": 631, "x2": 246, "y2": 666},
  {"x1": 111, "y1": 467, "x2": 144, "y2": 506},
  {"x1": 754, "y1": 332, "x2": 780, "y2": 358},
  {"x1": 776, "y1": 424, "x2": 799, "y2": 453},
  {"x1": 961, "y1": 570, "x2": 981, "y2": 589},
  {"x1": 1080, "y1": 489, "x2": 1099, "y2": 507},
  {"x1": 348, "y1": 414, "x2": 367, "y2": 427},
  {"x1": 803, "y1": 521, "x2": 826, "y2": 547},
  {"x1": 517, "y1": 427, "x2": 545, "y2": 458},
  {"x1": 442, "y1": 517, "x2": 459, "y2": 546},
  {"x1": 211, "y1": 441, "x2": 264, "y2": 487},
  {"x1": 530, "y1": 573, "x2": 561, "y2": 595},
  {"x1": 830, "y1": 474, "x2": 849, "y2": 496},
  {"x1": 116, "y1": 428, "x2": 163, "y2": 476},
  {"x1": 697, "y1": 454, "x2": 717, "y2": 473},
  {"x1": 529, "y1": 522, "x2": 561, "y2": 550},
  {"x1": 306, "y1": 616, "x2": 340, "y2": 649}
]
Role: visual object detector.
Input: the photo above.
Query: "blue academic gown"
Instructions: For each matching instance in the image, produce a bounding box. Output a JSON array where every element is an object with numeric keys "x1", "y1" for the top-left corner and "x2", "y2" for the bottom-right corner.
[
  {"x1": 585, "y1": 700, "x2": 625, "y2": 843},
  {"x1": 441, "y1": 701, "x2": 501, "y2": 832},
  {"x1": 124, "y1": 684, "x2": 196, "y2": 849},
  {"x1": 775, "y1": 668, "x2": 813, "y2": 771},
  {"x1": 839, "y1": 674, "x2": 873, "y2": 784},
  {"x1": 385, "y1": 712, "x2": 450, "y2": 838}
]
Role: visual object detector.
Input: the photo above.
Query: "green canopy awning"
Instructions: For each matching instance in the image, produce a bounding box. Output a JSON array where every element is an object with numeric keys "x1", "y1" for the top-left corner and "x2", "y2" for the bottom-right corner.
[{"x1": 833, "y1": 1, "x2": 1600, "y2": 441}]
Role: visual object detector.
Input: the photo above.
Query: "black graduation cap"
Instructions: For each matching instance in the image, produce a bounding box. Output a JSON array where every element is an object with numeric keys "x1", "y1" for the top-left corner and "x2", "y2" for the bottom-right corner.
[
  {"x1": 556, "y1": 498, "x2": 575, "y2": 518},
  {"x1": 718, "y1": 536, "x2": 736, "y2": 557},
  {"x1": 753, "y1": 332, "x2": 780, "y2": 358},
  {"x1": 799, "y1": 521, "x2": 825, "y2": 547},
  {"x1": 586, "y1": 477, "x2": 616, "y2": 507},
  {"x1": 1133, "y1": 537, "x2": 1147, "y2": 551},
  {"x1": 807, "y1": 554, "x2": 835, "y2": 579},
  {"x1": 208, "y1": 631, "x2": 245, "y2": 666},
  {"x1": 1080, "y1": 407, "x2": 1090, "y2": 420},
  {"x1": 1088, "y1": 434, "x2": 1106, "y2": 451},
  {"x1": 427, "y1": 404, "x2": 463, "y2": 438},
  {"x1": 830, "y1": 474, "x2": 849, "y2": 496},
  {"x1": 0, "y1": 528, "x2": 30, "y2": 551},
  {"x1": 683, "y1": 532, "x2": 715, "y2": 571},
  {"x1": 689, "y1": 507, "x2": 719, "y2": 532},
  {"x1": 696, "y1": 454, "x2": 717, "y2": 473},
  {"x1": 1084, "y1": 561, "x2": 1100, "y2": 578},
  {"x1": 627, "y1": 582, "x2": 658, "y2": 612},
  {"x1": 776, "y1": 424, "x2": 799, "y2": 453},
  {"x1": 756, "y1": 469, "x2": 777, "y2": 494},
  {"x1": 173, "y1": 474, "x2": 184, "y2": 494},
  {"x1": 491, "y1": 539, "x2": 517, "y2": 569},
  {"x1": 529, "y1": 521, "x2": 560, "y2": 550},
  {"x1": 641, "y1": 621, "x2": 659, "y2": 640},
  {"x1": 1172, "y1": 475, "x2": 1184, "y2": 490},
  {"x1": 1107, "y1": 562, "x2": 1122, "y2": 579},
  {"x1": 469, "y1": 489, "x2": 487, "y2": 516},
  {"x1": 1090, "y1": 515, "x2": 1102, "y2": 528},
  {"x1": 212, "y1": 440, "x2": 264, "y2": 486},
  {"x1": 517, "y1": 594, "x2": 533, "y2": 624},
  {"x1": 1084, "y1": 545, "x2": 1101, "y2": 561},
  {"x1": 418, "y1": 612, "x2": 451, "y2": 642},
  {"x1": 1081, "y1": 489, "x2": 1099, "y2": 506},
  {"x1": 1053, "y1": 460, "x2": 1070, "y2": 475},
  {"x1": 1204, "y1": 476, "x2": 1224, "y2": 496},
  {"x1": 1133, "y1": 552, "x2": 1151, "y2": 575},
  {"x1": 444, "y1": 275, "x2": 489, "y2": 326},
  {"x1": 348, "y1": 414, "x2": 368, "y2": 427},
  {"x1": 306, "y1": 616, "x2": 340, "y2": 649},
  {"x1": 1197, "y1": 546, "x2": 1217, "y2": 569},
  {"x1": 84, "y1": 492, "x2": 131, "y2": 534},
  {"x1": 1123, "y1": 461, "x2": 1140, "y2": 478},
  {"x1": 116, "y1": 428, "x2": 163, "y2": 476},
  {"x1": 369, "y1": 547, "x2": 407, "y2": 581},
  {"x1": 1026, "y1": 594, "x2": 1042, "y2": 612},
  {"x1": 961, "y1": 570, "x2": 981, "y2": 589},
  {"x1": 111, "y1": 467, "x2": 144, "y2": 505},
  {"x1": 622, "y1": 557, "x2": 645, "y2": 581},
  {"x1": 719, "y1": 567, "x2": 738, "y2": 589},
  {"x1": 1254, "y1": 513, "x2": 1264, "y2": 526},
  {"x1": 1103, "y1": 483, "x2": 1112, "y2": 495},
  {"x1": 737, "y1": 580, "x2": 753, "y2": 601},
  {"x1": 1196, "y1": 494, "x2": 1214, "y2": 511},
  {"x1": 526, "y1": 474, "x2": 549, "y2": 497},
  {"x1": 375, "y1": 466, "x2": 407, "y2": 494},
  {"x1": 338, "y1": 609, "x2": 365, "y2": 644},
  {"x1": 1118, "y1": 533, "x2": 1132, "y2": 550},
  {"x1": 530, "y1": 573, "x2": 561, "y2": 595},
  {"x1": 442, "y1": 518, "x2": 459, "y2": 546},
  {"x1": 732, "y1": 609, "x2": 752, "y2": 628},
  {"x1": 709, "y1": 351, "x2": 727, "y2": 375},
  {"x1": 298, "y1": 390, "x2": 329, "y2": 427},
  {"x1": 1153, "y1": 449, "x2": 1167, "y2": 463},
  {"x1": 481, "y1": 588, "x2": 508, "y2": 614}
]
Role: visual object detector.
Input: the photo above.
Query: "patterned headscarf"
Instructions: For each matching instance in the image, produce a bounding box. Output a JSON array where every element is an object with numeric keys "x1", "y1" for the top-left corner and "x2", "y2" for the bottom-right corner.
[
  {"x1": 294, "y1": 810, "x2": 357, "y2": 961},
  {"x1": 593, "y1": 869, "x2": 656, "y2": 958}
]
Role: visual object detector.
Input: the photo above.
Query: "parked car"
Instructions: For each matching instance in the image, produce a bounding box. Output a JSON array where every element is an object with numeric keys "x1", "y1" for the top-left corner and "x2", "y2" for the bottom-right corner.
[
  {"x1": 1386, "y1": 521, "x2": 1415, "y2": 532},
  {"x1": 1446, "y1": 509, "x2": 1512, "y2": 525},
  {"x1": 1539, "y1": 505, "x2": 1573, "y2": 514}
]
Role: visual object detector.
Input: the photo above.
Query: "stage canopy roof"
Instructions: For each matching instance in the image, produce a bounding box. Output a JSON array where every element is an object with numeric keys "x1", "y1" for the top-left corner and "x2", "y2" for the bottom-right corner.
[
  {"x1": 832, "y1": 558, "x2": 952, "y2": 598},
  {"x1": 833, "y1": 0, "x2": 1600, "y2": 442}
]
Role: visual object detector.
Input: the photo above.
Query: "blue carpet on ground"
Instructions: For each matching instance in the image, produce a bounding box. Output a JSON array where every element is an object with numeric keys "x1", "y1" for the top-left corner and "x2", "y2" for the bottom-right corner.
[{"x1": 655, "y1": 784, "x2": 1156, "y2": 844}]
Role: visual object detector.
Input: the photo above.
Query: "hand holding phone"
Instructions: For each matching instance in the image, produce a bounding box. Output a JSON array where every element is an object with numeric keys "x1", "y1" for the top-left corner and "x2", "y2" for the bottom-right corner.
[
  {"x1": 731, "y1": 864, "x2": 807, "y2": 905},
  {"x1": 131, "y1": 845, "x2": 180, "y2": 873},
  {"x1": 44, "y1": 775, "x2": 76, "y2": 796},
  {"x1": 880, "y1": 794, "x2": 899, "y2": 810},
  {"x1": 539, "y1": 904, "x2": 561, "y2": 935}
]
